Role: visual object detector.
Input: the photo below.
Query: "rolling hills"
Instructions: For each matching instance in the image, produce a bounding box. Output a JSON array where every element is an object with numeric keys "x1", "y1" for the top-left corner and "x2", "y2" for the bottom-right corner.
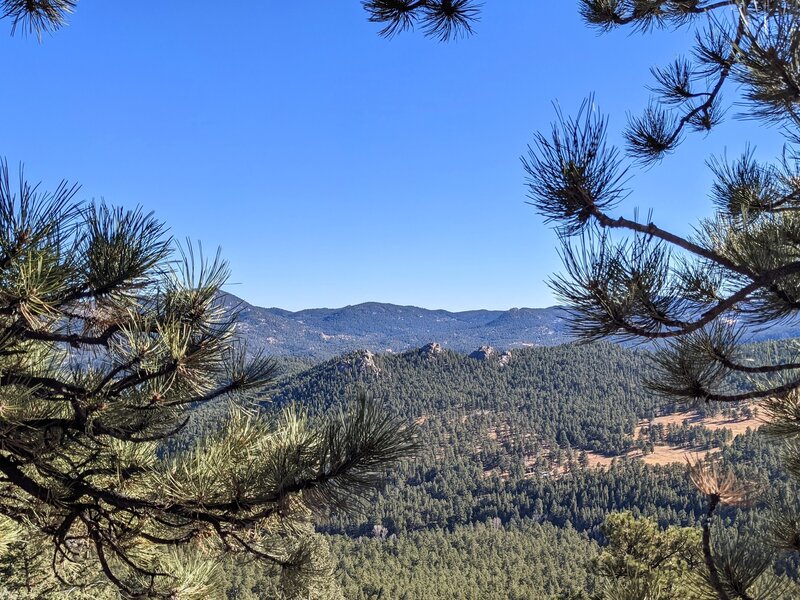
[
  {"x1": 222, "y1": 293, "x2": 571, "y2": 358},
  {"x1": 222, "y1": 293, "x2": 800, "y2": 360}
]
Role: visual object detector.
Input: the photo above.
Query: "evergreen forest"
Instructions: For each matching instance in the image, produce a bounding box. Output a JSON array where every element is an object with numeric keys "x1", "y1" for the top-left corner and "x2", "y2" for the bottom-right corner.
[
  {"x1": 168, "y1": 342, "x2": 798, "y2": 598},
  {"x1": 4, "y1": 1, "x2": 800, "y2": 599}
]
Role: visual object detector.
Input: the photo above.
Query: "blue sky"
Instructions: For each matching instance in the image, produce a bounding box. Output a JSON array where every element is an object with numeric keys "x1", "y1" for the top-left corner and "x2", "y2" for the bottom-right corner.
[{"x1": 0, "y1": 2, "x2": 785, "y2": 311}]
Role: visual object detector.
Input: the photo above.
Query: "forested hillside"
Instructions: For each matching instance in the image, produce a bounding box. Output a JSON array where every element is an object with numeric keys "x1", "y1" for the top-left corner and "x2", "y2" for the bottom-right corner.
[
  {"x1": 6, "y1": 337, "x2": 791, "y2": 598},
  {"x1": 263, "y1": 344, "x2": 754, "y2": 534},
  {"x1": 201, "y1": 342, "x2": 792, "y2": 598},
  {"x1": 271, "y1": 342, "x2": 658, "y2": 455}
]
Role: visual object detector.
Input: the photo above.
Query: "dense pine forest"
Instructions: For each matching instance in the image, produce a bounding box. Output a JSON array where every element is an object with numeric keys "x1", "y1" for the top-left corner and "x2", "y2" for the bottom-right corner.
[
  {"x1": 159, "y1": 341, "x2": 793, "y2": 598},
  {"x1": 2, "y1": 307, "x2": 793, "y2": 598},
  {"x1": 1, "y1": 329, "x2": 796, "y2": 597}
]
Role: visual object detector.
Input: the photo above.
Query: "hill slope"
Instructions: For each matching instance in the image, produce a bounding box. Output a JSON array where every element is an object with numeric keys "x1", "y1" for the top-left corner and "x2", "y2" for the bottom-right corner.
[
  {"x1": 194, "y1": 341, "x2": 787, "y2": 598},
  {"x1": 261, "y1": 342, "x2": 767, "y2": 540},
  {"x1": 270, "y1": 342, "x2": 658, "y2": 455}
]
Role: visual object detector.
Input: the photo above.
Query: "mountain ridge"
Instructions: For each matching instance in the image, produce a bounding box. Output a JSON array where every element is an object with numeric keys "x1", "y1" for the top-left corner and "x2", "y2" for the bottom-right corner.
[
  {"x1": 222, "y1": 292, "x2": 800, "y2": 360},
  {"x1": 221, "y1": 293, "x2": 570, "y2": 359}
]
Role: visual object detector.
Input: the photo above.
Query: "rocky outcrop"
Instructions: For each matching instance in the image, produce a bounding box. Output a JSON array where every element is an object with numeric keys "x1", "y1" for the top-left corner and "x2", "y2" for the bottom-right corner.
[
  {"x1": 469, "y1": 346, "x2": 512, "y2": 367},
  {"x1": 420, "y1": 342, "x2": 443, "y2": 356},
  {"x1": 336, "y1": 350, "x2": 380, "y2": 375},
  {"x1": 469, "y1": 346, "x2": 497, "y2": 361}
]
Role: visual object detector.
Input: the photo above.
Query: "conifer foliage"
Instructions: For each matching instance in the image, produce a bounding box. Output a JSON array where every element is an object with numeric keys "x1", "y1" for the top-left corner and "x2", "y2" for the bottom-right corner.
[
  {"x1": 361, "y1": 0, "x2": 480, "y2": 40},
  {"x1": 0, "y1": 0, "x2": 483, "y2": 42},
  {"x1": 0, "y1": 0, "x2": 75, "y2": 38},
  {"x1": 0, "y1": 163, "x2": 416, "y2": 598},
  {"x1": 524, "y1": 1, "x2": 800, "y2": 598}
]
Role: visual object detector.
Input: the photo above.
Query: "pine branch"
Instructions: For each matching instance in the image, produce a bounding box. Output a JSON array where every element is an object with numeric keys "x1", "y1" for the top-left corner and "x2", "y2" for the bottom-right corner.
[
  {"x1": 362, "y1": 0, "x2": 480, "y2": 40},
  {"x1": 0, "y1": 1, "x2": 76, "y2": 39},
  {"x1": 0, "y1": 164, "x2": 416, "y2": 597}
]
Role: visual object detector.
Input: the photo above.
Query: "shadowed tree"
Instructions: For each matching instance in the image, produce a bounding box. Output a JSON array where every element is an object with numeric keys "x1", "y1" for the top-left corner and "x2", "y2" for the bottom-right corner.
[
  {"x1": 524, "y1": 1, "x2": 800, "y2": 598},
  {"x1": 0, "y1": 162, "x2": 417, "y2": 598}
]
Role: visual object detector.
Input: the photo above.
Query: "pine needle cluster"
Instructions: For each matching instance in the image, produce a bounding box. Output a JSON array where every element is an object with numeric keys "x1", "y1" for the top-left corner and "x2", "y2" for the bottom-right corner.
[
  {"x1": 0, "y1": 163, "x2": 417, "y2": 598},
  {"x1": 0, "y1": 1, "x2": 483, "y2": 42},
  {"x1": 525, "y1": 1, "x2": 800, "y2": 598}
]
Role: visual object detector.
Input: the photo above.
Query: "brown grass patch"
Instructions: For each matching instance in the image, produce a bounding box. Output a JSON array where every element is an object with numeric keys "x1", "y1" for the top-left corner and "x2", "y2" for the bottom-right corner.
[
  {"x1": 591, "y1": 409, "x2": 760, "y2": 468},
  {"x1": 476, "y1": 406, "x2": 762, "y2": 474},
  {"x1": 636, "y1": 446, "x2": 717, "y2": 466},
  {"x1": 584, "y1": 452, "x2": 617, "y2": 469},
  {"x1": 639, "y1": 409, "x2": 761, "y2": 436}
]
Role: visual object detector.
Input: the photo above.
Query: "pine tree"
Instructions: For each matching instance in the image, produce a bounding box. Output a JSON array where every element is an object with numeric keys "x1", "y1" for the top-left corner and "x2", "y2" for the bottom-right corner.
[
  {"x1": 523, "y1": 2, "x2": 800, "y2": 598},
  {"x1": 593, "y1": 511, "x2": 709, "y2": 600},
  {"x1": 0, "y1": 163, "x2": 417, "y2": 598}
]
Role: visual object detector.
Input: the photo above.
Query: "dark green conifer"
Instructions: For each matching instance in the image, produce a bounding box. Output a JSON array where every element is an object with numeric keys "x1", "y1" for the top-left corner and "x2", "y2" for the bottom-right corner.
[
  {"x1": 524, "y1": 2, "x2": 800, "y2": 598},
  {"x1": 0, "y1": 164, "x2": 416, "y2": 598}
]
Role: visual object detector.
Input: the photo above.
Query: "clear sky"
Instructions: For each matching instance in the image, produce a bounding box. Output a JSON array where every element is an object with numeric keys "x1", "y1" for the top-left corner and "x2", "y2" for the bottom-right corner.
[{"x1": 0, "y1": 2, "x2": 785, "y2": 311}]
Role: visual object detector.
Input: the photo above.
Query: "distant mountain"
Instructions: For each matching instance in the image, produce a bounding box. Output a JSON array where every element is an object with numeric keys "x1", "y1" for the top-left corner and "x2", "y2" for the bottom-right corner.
[
  {"x1": 221, "y1": 294, "x2": 571, "y2": 359},
  {"x1": 221, "y1": 293, "x2": 800, "y2": 359}
]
